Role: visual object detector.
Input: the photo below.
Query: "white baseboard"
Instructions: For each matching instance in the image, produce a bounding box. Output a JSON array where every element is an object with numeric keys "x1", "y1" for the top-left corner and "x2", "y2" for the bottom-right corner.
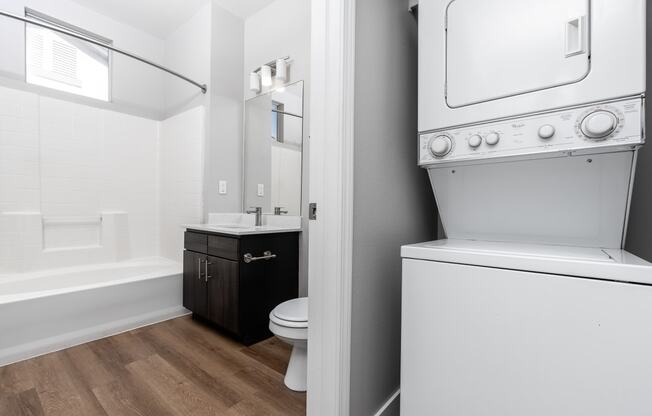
[
  {"x1": 0, "y1": 306, "x2": 189, "y2": 367},
  {"x1": 373, "y1": 389, "x2": 401, "y2": 416}
]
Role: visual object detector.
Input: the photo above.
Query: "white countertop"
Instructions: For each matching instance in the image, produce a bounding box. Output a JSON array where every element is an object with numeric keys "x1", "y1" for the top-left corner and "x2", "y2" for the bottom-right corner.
[
  {"x1": 184, "y1": 223, "x2": 302, "y2": 235},
  {"x1": 184, "y1": 213, "x2": 302, "y2": 236}
]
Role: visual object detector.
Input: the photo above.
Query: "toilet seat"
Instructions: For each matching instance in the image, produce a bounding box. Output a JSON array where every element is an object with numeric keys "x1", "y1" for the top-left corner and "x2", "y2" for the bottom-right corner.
[{"x1": 270, "y1": 297, "x2": 308, "y2": 328}]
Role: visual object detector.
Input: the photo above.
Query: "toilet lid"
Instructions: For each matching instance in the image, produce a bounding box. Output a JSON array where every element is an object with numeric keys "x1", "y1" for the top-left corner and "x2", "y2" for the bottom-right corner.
[{"x1": 272, "y1": 297, "x2": 308, "y2": 322}]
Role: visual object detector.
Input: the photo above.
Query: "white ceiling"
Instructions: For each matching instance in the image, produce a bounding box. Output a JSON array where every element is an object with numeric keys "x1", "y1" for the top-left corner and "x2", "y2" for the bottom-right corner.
[
  {"x1": 213, "y1": 0, "x2": 277, "y2": 19},
  {"x1": 71, "y1": 0, "x2": 276, "y2": 38}
]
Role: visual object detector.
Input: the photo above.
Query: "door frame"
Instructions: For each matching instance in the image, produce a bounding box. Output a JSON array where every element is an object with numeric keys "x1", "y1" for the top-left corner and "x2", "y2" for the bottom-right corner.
[{"x1": 306, "y1": 0, "x2": 356, "y2": 415}]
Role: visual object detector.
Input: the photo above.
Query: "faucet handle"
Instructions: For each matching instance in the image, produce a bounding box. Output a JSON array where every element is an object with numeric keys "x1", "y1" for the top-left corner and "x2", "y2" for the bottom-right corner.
[
  {"x1": 274, "y1": 206, "x2": 288, "y2": 215},
  {"x1": 246, "y1": 206, "x2": 262, "y2": 214}
]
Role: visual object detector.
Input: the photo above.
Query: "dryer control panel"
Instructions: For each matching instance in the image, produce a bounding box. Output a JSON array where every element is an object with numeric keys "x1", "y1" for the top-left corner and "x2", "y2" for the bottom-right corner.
[{"x1": 419, "y1": 97, "x2": 644, "y2": 166}]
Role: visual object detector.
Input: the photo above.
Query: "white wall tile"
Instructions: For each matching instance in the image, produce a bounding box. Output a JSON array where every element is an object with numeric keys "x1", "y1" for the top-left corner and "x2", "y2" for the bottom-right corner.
[
  {"x1": 159, "y1": 106, "x2": 205, "y2": 262},
  {"x1": 0, "y1": 85, "x2": 205, "y2": 273}
]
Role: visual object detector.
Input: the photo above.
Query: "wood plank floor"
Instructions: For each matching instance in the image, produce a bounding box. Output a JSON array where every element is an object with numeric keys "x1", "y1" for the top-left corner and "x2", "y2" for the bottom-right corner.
[{"x1": 0, "y1": 316, "x2": 306, "y2": 416}]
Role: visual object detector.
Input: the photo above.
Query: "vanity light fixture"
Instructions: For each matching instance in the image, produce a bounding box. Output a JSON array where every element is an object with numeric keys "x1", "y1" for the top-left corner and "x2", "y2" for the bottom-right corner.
[
  {"x1": 249, "y1": 72, "x2": 261, "y2": 93},
  {"x1": 249, "y1": 56, "x2": 291, "y2": 93},
  {"x1": 260, "y1": 65, "x2": 273, "y2": 87}
]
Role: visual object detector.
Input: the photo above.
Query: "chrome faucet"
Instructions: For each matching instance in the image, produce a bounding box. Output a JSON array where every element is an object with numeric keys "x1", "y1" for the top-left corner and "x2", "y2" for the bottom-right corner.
[
  {"x1": 274, "y1": 207, "x2": 288, "y2": 215},
  {"x1": 246, "y1": 207, "x2": 263, "y2": 226}
]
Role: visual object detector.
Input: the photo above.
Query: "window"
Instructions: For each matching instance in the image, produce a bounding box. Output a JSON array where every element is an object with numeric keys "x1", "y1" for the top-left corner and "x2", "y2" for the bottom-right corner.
[{"x1": 25, "y1": 9, "x2": 111, "y2": 101}]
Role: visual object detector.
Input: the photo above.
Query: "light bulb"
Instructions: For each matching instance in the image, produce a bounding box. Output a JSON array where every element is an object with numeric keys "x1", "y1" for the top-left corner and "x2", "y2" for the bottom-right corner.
[
  {"x1": 261, "y1": 65, "x2": 272, "y2": 87},
  {"x1": 249, "y1": 72, "x2": 260, "y2": 93},
  {"x1": 275, "y1": 58, "x2": 287, "y2": 82}
]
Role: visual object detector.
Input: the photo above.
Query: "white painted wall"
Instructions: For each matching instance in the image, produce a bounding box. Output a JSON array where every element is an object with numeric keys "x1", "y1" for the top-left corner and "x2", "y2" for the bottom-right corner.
[
  {"x1": 244, "y1": 0, "x2": 311, "y2": 295},
  {"x1": 162, "y1": 2, "x2": 211, "y2": 118},
  {"x1": 204, "y1": 2, "x2": 245, "y2": 216},
  {"x1": 0, "y1": 0, "x2": 166, "y2": 119}
]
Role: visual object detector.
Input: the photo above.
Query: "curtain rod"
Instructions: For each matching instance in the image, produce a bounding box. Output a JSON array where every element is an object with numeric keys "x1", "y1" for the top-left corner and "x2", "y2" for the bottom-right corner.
[{"x1": 0, "y1": 9, "x2": 207, "y2": 94}]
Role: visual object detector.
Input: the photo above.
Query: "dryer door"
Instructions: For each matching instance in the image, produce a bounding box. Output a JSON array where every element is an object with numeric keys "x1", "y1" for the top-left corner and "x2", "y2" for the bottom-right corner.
[{"x1": 446, "y1": 0, "x2": 590, "y2": 108}]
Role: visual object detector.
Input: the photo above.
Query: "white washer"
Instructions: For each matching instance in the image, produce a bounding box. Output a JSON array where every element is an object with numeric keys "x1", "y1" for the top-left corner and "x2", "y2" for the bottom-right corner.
[
  {"x1": 419, "y1": 0, "x2": 646, "y2": 132},
  {"x1": 401, "y1": 239, "x2": 652, "y2": 416}
]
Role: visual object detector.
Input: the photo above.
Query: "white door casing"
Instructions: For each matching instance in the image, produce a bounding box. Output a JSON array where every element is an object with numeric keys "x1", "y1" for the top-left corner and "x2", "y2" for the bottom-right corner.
[{"x1": 307, "y1": 0, "x2": 356, "y2": 415}]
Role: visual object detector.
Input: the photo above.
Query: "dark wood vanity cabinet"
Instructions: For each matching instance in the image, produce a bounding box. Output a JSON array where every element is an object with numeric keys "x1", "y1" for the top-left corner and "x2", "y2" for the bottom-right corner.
[{"x1": 183, "y1": 230, "x2": 299, "y2": 345}]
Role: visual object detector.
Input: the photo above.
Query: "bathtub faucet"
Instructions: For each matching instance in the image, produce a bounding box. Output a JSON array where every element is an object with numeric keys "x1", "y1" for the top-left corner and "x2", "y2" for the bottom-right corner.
[{"x1": 246, "y1": 207, "x2": 263, "y2": 226}]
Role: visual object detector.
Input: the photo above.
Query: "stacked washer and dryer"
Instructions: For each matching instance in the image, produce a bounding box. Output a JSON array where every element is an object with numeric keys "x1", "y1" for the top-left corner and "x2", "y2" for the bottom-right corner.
[{"x1": 401, "y1": 0, "x2": 651, "y2": 414}]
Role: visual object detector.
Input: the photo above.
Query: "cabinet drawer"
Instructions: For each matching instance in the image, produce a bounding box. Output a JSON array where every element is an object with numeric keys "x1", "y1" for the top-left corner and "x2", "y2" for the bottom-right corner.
[
  {"x1": 184, "y1": 232, "x2": 208, "y2": 253},
  {"x1": 208, "y1": 235, "x2": 239, "y2": 261}
]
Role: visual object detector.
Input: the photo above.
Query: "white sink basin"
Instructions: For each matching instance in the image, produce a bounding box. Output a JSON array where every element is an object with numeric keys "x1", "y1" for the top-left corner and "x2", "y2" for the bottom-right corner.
[{"x1": 208, "y1": 224, "x2": 252, "y2": 229}]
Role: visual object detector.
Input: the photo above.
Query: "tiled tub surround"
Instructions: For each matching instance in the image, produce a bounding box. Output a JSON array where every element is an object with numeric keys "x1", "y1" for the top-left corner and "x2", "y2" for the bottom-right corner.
[
  {"x1": 0, "y1": 85, "x2": 205, "y2": 273},
  {"x1": 0, "y1": 85, "x2": 204, "y2": 363},
  {"x1": 0, "y1": 258, "x2": 184, "y2": 366}
]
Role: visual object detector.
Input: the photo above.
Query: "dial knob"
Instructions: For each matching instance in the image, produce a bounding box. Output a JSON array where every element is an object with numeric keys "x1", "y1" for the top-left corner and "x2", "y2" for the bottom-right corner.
[
  {"x1": 468, "y1": 134, "x2": 482, "y2": 148},
  {"x1": 429, "y1": 135, "x2": 452, "y2": 157},
  {"x1": 581, "y1": 111, "x2": 618, "y2": 139},
  {"x1": 538, "y1": 124, "x2": 556, "y2": 139},
  {"x1": 485, "y1": 132, "x2": 500, "y2": 146}
]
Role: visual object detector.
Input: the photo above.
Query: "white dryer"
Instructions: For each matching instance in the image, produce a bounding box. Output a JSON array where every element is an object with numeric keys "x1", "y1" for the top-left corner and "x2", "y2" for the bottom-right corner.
[{"x1": 419, "y1": 0, "x2": 646, "y2": 132}]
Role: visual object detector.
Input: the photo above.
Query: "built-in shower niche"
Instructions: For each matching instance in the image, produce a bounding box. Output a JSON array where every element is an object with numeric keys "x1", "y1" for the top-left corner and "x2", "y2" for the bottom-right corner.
[
  {"x1": 42, "y1": 215, "x2": 102, "y2": 250},
  {"x1": 0, "y1": 211, "x2": 130, "y2": 274}
]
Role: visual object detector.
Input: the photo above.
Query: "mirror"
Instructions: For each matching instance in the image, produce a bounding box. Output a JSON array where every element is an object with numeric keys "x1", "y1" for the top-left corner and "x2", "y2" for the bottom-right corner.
[{"x1": 243, "y1": 81, "x2": 304, "y2": 215}]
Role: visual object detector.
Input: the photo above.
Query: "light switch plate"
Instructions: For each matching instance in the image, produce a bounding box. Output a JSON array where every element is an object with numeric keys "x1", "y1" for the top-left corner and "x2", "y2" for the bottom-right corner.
[
  {"x1": 218, "y1": 180, "x2": 227, "y2": 194},
  {"x1": 257, "y1": 184, "x2": 265, "y2": 197}
]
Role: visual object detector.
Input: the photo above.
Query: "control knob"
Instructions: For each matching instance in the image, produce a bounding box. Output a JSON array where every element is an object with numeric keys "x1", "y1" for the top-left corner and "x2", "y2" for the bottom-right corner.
[
  {"x1": 538, "y1": 124, "x2": 556, "y2": 139},
  {"x1": 468, "y1": 134, "x2": 482, "y2": 148},
  {"x1": 485, "y1": 132, "x2": 500, "y2": 145},
  {"x1": 429, "y1": 135, "x2": 453, "y2": 157},
  {"x1": 580, "y1": 110, "x2": 618, "y2": 139}
]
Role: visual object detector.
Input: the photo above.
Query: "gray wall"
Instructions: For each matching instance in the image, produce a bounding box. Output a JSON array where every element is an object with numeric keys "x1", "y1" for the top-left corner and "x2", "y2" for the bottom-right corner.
[
  {"x1": 350, "y1": 1, "x2": 437, "y2": 415},
  {"x1": 625, "y1": 5, "x2": 652, "y2": 262}
]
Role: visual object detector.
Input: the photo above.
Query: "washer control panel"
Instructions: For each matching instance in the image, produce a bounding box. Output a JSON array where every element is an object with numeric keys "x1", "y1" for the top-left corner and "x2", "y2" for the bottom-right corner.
[{"x1": 419, "y1": 98, "x2": 644, "y2": 166}]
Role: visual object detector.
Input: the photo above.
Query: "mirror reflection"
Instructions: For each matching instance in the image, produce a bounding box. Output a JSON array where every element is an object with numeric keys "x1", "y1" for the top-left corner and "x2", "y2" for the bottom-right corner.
[{"x1": 244, "y1": 81, "x2": 303, "y2": 215}]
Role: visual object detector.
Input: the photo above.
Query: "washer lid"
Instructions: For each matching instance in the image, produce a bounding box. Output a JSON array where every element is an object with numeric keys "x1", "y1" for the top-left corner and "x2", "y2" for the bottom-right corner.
[
  {"x1": 272, "y1": 297, "x2": 308, "y2": 322},
  {"x1": 401, "y1": 239, "x2": 652, "y2": 286}
]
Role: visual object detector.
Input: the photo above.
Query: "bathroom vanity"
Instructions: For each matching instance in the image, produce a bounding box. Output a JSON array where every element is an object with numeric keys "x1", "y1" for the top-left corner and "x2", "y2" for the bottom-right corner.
[
  {"x1": 182, "y1": 80, "x2": 306, "y2": 345},
  {"x1": 182, "y1": 225, "x2": 299, "y2": 345}
]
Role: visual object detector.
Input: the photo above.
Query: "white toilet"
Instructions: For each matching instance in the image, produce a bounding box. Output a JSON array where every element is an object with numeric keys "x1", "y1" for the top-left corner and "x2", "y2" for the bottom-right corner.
[{"x1": 269, "y1": 297, "x2": 308, "y2": 392}]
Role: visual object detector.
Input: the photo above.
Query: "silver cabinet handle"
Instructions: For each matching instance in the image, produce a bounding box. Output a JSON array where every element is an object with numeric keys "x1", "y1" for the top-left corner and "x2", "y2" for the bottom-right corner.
[
  {"x1": 197, "y1": 258, "x2": 203, "y2": 280},
  {"x1": 243, "y1": 251, "x2": 277, "y2": 263},
  {"x1": 205, "y1": 260, "x2": 212, "y2": 282}
]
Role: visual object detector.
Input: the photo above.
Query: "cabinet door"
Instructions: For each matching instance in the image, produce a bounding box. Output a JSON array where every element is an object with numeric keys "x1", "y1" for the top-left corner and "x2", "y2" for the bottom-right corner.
[
  {"x1": 183, "y1": 251, "x2": 208, "y2": 318},
  {"x1": 206, "y1": 256, "x2": 239, "y2": 334}
]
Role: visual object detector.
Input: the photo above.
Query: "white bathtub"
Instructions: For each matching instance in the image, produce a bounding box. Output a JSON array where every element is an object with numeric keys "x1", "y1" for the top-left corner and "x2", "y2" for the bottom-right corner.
[{"x1": 0, "y1": 258, "x2": 187, "y2": 366}]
